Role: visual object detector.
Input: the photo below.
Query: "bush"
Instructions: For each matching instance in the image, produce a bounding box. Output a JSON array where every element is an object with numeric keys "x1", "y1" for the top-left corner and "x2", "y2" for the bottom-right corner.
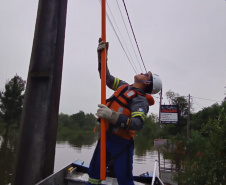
[{"x1": 182, "y1": 106, "x2": 226, "y2": 185}]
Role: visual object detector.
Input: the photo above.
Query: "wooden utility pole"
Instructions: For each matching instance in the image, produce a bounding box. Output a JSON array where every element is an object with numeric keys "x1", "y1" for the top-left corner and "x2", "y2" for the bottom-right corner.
[
  {"x1": 187, "y1": 94, "x2": 191, "y2": 140},
  {"x1": 158, "y1": 89, "x2": 162, "y2": 130},
  {"x1": 158, "y1": 89, "x2": 162, "y2": 179},
  {"x1": 12, "y1": 0, "x2": 68, "y2": 184}
]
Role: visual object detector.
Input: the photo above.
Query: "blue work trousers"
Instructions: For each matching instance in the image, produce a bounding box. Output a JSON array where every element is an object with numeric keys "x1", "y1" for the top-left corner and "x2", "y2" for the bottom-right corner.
[{"x1": 87, "y1": 134, "x2": 134, "y2": 185}]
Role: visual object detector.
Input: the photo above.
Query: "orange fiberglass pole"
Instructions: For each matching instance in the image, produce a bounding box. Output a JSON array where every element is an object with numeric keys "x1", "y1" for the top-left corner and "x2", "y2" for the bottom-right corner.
[{"x1": 100, "y1": 0, "x2": 106, "y2": 180}]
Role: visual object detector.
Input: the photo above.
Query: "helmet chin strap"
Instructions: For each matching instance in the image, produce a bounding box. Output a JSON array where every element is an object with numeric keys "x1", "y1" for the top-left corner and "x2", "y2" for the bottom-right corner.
[{"x1": 135, "y1": 80, "x2": 151, "y2": 83}]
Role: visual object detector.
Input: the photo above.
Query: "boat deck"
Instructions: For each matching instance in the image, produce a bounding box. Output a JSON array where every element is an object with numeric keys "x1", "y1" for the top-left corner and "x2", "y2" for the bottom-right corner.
[
  {"x1": 67, "y1": 172, "x2": 150, "y2": 185},
  {"x1": 36, "y1": 160, "x2": 164, "y2": 185}
]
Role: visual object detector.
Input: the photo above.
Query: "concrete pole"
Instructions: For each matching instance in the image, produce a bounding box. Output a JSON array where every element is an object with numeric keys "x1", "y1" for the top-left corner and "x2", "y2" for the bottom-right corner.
[{"x1": 12, "y1": 0, "x2": 68, "y2": 184}]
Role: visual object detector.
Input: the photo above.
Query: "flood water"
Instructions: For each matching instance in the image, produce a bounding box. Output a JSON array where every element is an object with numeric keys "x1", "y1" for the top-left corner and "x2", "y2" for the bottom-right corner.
[
  {"x1": 0, "y1": 132, "x2": 175, "y2": 185},
  {"x1": 54, "y1": 141, "x2": 161, "y2": 176}
]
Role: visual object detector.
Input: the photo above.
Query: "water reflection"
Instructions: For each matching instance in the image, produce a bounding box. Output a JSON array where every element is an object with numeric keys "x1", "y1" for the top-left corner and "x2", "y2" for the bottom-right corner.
[
  {"x1": 54, "y1": 130, "x2": 162, "y2": 177},
  {"x1": 0, "y1": 133, "x2": 17, "y2": 185},
  {"x1": 56, "y1": 127, "x2": 156, "y2": 157},
  {"x1": 54, "y1": 140, "x2": 160, "y2": 176},
  {"x1": 0, "y1": 128, "x2": 177, "y2": 185},
  {"x1": 57, "y1": 127, "x2": 98, "y2": 148}
]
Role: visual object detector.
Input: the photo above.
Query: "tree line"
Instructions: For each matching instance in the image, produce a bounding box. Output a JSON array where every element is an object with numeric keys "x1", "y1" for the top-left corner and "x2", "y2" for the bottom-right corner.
[
  {"x1": 0, "y1": 75, "x2": 25, "y2": 137},
  {"x1": 157, "y1": 90, "x2": 226, "y2": 185},
  {"x1": 0, "y1": 75, "x2": 225, "y2": 184}
]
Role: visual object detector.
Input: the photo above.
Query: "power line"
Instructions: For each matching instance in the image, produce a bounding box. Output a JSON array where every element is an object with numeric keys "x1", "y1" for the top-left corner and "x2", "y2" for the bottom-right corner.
[
  {"x1": 166, "y1": 94, "x2": 222, "y2": 103},
  {"x1": 106, "y1": 0, "x2": 139, "y2": 73},
  {"x1": 115, "y1": 0, "x2": 143, "y2": 72},
  {"x1": 106, "y1": 12, "x2": 138, "y2": 74},
  {"x1": 98, "y1": 0, "x2": 138, "y2": 74},
  {"x1": 192, "y1": 99, "x2": 204, "y2": 109},
  {"x1": 99, "y1": 0, "x2": 148, "y2": 74},
  {"x1": 191, "y1": 96, "x2": 222, "y2": 103},
  {"x1": 121, "y1": 0, "x2": 147, "y2": 73}
]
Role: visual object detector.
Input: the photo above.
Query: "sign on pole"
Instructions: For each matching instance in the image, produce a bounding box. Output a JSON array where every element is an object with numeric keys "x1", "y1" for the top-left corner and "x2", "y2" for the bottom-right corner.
[{"x1": 160, "y1": 105, "x2": 179, "y2": 124}]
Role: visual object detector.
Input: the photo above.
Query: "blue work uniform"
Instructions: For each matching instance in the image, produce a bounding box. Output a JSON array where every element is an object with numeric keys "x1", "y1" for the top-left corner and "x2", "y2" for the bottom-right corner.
[{"x1": 87, "y1": 65, "x2": 150, "y2": 185}]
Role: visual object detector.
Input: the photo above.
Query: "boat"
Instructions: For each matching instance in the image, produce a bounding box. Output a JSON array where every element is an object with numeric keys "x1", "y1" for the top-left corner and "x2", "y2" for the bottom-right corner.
[{"x1": 36, "y1": 159, "x2": 164, "y2": 185}]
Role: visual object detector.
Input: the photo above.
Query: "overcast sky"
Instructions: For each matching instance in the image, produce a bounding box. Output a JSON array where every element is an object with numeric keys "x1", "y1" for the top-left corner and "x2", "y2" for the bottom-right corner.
[{"x1": 1, "y1": 0, "x2": 226, "y2": 116}]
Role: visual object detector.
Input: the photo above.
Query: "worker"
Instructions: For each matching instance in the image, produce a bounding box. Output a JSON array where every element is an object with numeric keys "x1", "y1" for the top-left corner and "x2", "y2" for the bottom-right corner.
[{"x1": 87, "y1": 38, "x2": 162, "y2": 185}]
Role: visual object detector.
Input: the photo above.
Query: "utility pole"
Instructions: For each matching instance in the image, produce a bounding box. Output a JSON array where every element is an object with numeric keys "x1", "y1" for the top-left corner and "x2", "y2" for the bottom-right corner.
[
  {"x1": 158, "y1": 89, "x2": 162, "y2": 131},
  {"x1": 12, "y1": 0, "x2": 68, "y2": 184},
  {"x1": 187, "y1": 94, "x2": 191, "y2": 140},
  {"x1": 157, "y1": 89, "x2": 162, "y2": 179},
  {"x1": 224, "y1": 86, "x2": 226, "y2": 96}
]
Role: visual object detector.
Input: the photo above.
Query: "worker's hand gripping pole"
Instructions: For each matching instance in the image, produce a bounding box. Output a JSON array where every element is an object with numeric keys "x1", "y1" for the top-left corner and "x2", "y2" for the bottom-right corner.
[{"x1": 100, "y1": 0, "x2": 107, "y2": 180}]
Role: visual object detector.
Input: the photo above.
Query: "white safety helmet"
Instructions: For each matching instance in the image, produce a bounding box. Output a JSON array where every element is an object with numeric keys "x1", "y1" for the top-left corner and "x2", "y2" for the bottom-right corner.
[
  {"x1": 145, "y1": 73, "x2": 162, "y2": 94},
  {"x1": 151, "y1": 74, "x2": 162, "y2": 94}
]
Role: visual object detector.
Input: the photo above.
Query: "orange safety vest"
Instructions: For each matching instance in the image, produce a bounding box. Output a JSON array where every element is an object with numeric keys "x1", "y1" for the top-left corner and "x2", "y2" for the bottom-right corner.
[{"x1": 105, "y1": 84, "x2": 154, "y2": 140}]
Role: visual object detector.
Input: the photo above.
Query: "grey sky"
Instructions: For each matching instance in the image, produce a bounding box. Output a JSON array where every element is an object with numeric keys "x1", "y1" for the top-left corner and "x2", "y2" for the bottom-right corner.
[{"x1": 1, "y1": 0, "x2": 226, "y2": 116}]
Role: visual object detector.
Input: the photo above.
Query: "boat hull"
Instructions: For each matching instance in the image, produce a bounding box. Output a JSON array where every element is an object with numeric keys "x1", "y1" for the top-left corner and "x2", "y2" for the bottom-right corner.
[{"x1": 36, "y1": 159, "x2": 164, "y2": 185}]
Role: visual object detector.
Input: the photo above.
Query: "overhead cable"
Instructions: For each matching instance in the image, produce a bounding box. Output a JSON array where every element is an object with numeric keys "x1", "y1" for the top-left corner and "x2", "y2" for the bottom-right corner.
[
  {"x1": 192, "y1": 96, "x2": 222, "y2": 103},
  {"x1": 98, "y1": 0, "x2": 138, "y2": 74},
  {"x1": 121, "y1": 0, "x2": 148, "y2": 73},
  {"x1": 193, "y1": 99, "x2": 204, "y2": 109},
  {"x1": 115, "y1": 0, "x2": 143, "y2": 72},
  {"x1": 106, "y1": 0, "x2": 139, "y2": 73}
]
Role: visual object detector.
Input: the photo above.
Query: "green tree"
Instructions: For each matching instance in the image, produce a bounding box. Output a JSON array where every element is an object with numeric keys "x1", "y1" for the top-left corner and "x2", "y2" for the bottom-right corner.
[
  {"x1": 69, "y1": 111, "x2": 96, "y2": 128},
  {"x1": 70, "y1": 111, "x2": 86, "y2": 128},
  {"x1": 57, "y1": 111, "x2": 98, "y2": 147},
  {"x1": 0, "y1": 75, "x2": 26, "y2": 131},
  {"x1": 163, "y1": 90, "x2": 190, "y2": 136},
  {"x1": 58, "y1": 113, "x2": 72, "y2": 127},
  {"x1": 178, "y1": 102, "x2": 226, "y2": 184},
  {"x1": 190, "y1": 103, "x2": 222, "y2": 131},
  {"x1": 166, "y1": 90, "x2": 189, "y2": 121}
]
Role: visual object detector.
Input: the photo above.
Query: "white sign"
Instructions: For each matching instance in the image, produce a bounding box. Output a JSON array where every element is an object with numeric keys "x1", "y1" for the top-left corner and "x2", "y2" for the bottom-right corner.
[
  {"x1": 161, "y1": 113, "x2": 178, "y2": 122},
  {"x1": 160, "y1": 105, "x2": 179, "y2": 124}
]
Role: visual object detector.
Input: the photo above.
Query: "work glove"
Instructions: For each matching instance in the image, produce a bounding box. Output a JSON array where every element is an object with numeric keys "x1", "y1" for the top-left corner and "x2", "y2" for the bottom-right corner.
[
  {"x1": 97, "y1": 38, "x2": 109, "y2": 64},
  {"x1": 96, "y1": 104, "x2": 120, "y2": 125}
]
